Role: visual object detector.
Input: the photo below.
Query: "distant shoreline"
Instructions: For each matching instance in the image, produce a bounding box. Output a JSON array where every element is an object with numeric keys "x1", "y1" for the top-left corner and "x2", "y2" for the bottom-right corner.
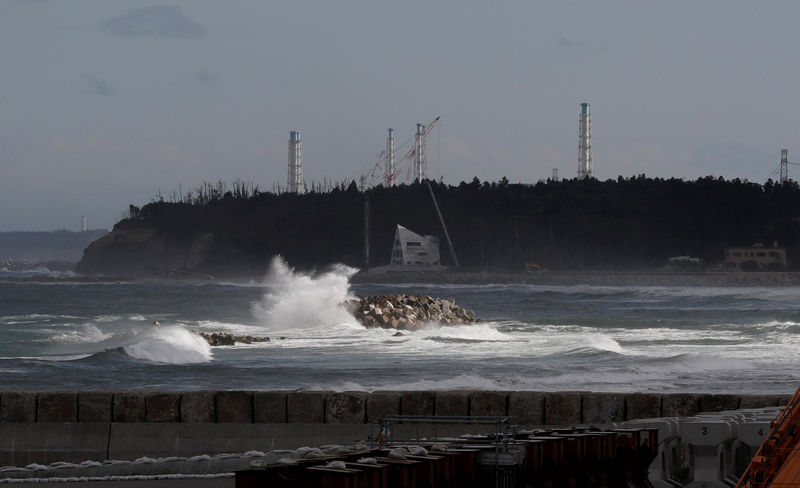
[
  {"x1": 5, "y1": 266, "x2": 800, "y2": 287},
  {"x1": 352, "y1": 269, "x2": 800, "y2": 287}
]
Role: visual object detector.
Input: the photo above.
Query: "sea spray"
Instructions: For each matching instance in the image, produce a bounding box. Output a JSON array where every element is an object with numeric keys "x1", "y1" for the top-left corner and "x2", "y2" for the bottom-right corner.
[
  {"x1": 251, "y1": 256, "x2": 359, "y2": 332},
  {"x1": 123, "y1": 326, "x2": 212, "y2": 364}
]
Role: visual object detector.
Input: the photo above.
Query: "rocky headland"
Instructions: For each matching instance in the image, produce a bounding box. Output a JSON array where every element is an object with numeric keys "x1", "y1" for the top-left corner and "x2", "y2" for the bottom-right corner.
[{"x1": 346, "y1": 294, "x2": 476, "y2": 330}]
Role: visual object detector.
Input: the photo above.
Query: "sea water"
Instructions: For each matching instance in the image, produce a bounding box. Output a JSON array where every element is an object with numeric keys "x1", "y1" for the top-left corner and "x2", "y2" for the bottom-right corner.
[{"x1": 1, "y1": 257, "x2": 799, "y2": 394}]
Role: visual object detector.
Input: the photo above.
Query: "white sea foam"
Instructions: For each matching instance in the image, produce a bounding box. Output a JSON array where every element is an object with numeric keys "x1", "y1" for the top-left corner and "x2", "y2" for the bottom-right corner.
[
  {"x1": 123, "y1": 326, "x2": 212, "y2": 364},
  {"x1": 586, "y1": 335, "x2": 624, "y2": 354},
  {"x1": 251, "y1": 256, "x2": 359, "y2": 332},
  {"x1": 412, "y1": 323, "x2": 510, "y2": 342},
  {"x1": 95, "y1": 315, "x2": 122, "y2": 323},
  {"x1": 45, "y1": 324, "x2": 111, "y2": 344}
]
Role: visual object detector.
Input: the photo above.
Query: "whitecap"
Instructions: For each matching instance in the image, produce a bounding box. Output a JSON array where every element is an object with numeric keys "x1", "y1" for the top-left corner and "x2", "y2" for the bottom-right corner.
[{"x1": 123, "y1": 326, "x2": 212, "y2": 364}]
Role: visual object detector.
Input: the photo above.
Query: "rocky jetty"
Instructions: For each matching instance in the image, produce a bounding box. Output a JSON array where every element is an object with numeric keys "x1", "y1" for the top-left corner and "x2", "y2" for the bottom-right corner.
[
  {"x1": 346, "y1": 294, "x2": 476, "y2": 330},
  {"x1": 198, "y1": 332, "x2": 271, "y2": 346}
]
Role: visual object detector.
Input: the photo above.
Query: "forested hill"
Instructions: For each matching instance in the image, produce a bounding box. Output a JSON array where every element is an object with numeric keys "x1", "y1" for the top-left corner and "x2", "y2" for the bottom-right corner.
[{"x1": 77, "y1": 177, "x2": 800, "y2": 276}]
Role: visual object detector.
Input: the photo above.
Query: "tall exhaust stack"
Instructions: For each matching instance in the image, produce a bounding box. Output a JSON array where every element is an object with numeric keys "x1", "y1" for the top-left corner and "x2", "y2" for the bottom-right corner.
[
  {"x1": 781, "y1": 149, "x2": 789, "y2": 183},
  {"x1": 414, "y1": 123, "x2": 424, "y2": 182},
  {"x1": 82, "y1": 215, "x2": 87, "y2": 232},
  {"x1": 386, "y1": 128, "x2": 396, "y2": 187},
  {"x1": 578, "y1": 102, "x2": 592, "y2": 178},
  {"x1": 288, "y1": 131, "x2": 304, "y2": 193}
]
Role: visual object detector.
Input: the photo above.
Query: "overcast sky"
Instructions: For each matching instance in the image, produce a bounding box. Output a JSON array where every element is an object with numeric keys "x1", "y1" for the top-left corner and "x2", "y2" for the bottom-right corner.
[{"x1": 2, "y1": 1, "x2": 799, "y2": 231}]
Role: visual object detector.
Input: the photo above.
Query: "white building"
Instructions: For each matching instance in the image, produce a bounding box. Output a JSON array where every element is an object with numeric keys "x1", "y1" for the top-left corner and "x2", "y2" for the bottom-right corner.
[{"x1": 389, "y1": 224, "x2": 440, "y2": 266}]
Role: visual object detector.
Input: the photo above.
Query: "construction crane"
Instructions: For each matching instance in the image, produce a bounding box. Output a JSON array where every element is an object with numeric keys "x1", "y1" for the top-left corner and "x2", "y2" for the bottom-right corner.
[
  {"x1": 356, "y1": 117, "x2": 442, "y2": 188},
  {"x1": 735, "y1": 385, "x2": 800, "y2": 487},
  {"x1": 770, "y1": 149, "x2": 800, "y2": 184},
  {"x1": 401, "y1": 116, "x2": 441, "y2": 182}
]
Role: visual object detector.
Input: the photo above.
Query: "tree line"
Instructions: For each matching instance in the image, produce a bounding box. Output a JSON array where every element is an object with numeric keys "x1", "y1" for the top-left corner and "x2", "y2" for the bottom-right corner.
[{"x1": 117, "y1": 176, "x2": 800, "y2": 271}]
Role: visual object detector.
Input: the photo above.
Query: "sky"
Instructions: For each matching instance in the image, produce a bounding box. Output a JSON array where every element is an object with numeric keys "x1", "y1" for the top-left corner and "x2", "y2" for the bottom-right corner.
[{"x1": 2, "y1": 1, "x2": 800, "y2": 231}]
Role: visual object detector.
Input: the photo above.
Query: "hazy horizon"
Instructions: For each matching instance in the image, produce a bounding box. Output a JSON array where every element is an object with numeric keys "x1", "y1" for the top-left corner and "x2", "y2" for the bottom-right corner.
[{"x1": 3, "y1": 1, "x2": 799, "y2": 231}]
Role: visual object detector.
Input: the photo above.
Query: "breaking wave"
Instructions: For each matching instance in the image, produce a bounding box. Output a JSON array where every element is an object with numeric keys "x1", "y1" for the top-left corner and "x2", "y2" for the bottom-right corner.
[
  {"x1": 122, "y1": 326, "x2": 212, "y2": 364},
  {"x1": 251, "y1": 256, "x2": 359, "y2": 332}
]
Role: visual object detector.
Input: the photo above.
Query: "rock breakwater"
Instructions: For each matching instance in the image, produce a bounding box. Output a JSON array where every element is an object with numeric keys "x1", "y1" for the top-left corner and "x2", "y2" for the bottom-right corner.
[
  {"x1": 346, "y1": 294, "x2": 476, "y2": 330},
  {"x1": 198, "y1": 332, "x2": 271, "y2": 346}
]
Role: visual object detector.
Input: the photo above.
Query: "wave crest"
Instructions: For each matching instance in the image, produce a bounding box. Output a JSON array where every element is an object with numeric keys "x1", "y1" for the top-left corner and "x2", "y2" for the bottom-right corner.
[{"x1": 122, "y1": 326, "x2": 212, "y2": 364}]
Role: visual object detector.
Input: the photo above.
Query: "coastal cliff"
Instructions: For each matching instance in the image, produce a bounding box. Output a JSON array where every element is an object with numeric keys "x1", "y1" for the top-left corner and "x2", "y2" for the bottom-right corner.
[
  {"x1": 77, "y1": 177, "x2": 800, "y2": 277},
  {"x1": 77, "y1": 220, "x2": 259, "y2": 277}
]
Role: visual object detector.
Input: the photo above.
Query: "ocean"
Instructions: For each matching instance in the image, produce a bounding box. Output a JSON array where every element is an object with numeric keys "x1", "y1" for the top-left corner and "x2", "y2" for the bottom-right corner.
[{"x1": 1, "y1": 257, "x2": 799, "y2": 394}]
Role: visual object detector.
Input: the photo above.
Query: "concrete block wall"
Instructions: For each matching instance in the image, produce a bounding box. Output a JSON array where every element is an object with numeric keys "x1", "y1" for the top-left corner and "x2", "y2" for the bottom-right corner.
[
  {"x1": 0, "y1": 390, "x2": 787, "y2": 426},
  {"x1": 0, "y1": 390, "x2": 787, "y2": 466}
]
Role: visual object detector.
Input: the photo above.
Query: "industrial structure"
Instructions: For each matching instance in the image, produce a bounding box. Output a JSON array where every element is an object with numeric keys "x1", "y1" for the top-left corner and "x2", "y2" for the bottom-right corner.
[
  {"x1": 386, "y1": 128, "x2": 396, "y2": 187},
  {"x1": 724, "y1": 244, "x2": 787, "y2": 269},
  {"x1": 406, "y1": 117, "x2": 440, "y2": 183},
  {"x1": 578, "y1": 102, "x2": 592, "y2": 178},
  {"x1": 360, "y1": 116, "x2": 441, "y2": 187},
  {"x1": 81, "y1": 215, "x2": 86, "y2": 232},
  {"x1": 389, "y1": 224, "x2": 440, "y2": 266},
  {"x1": 414, "y1": 124, "x2": 425, "y2": 182},
  {"x1": 780, "y1": 149, "x2": 789, "y2": 183},
  {"x1": 287, "y1": 131, "x2": 304, "y2": 193}
]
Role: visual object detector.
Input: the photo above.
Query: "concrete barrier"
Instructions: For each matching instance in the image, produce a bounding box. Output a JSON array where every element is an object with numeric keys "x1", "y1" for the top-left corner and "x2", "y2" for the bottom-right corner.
[
  {"x1": 325, "y1": 392, "x2": 367, "y2": 424},
  {"x1": 180, "y1": 390, "x2": 215, "y2": 423},
  {"x1": 435, "y1": 391, "x2": 471, "y2": 416},
  {"x1": 544, "y1": 392, "x2": 582, "y2": 425},
  {"x1": 400, "y1": 391, "x2": 434, "y2": 416},
  {"x1": 106, "y1": 423, "x2": 373, "y2": 460},
  {"x1": 0, "y1": 392, "x2": 36, "y2": 423},
  {"x1": 0, "y1": 390, "x2": 787, "y2": 427},
  {"x1": 146, "y1": 392, "x2": 181, "y2": 422},
  {"x1": 582, "y1": 392, "x2": 624, "y2": 423},
  {"x1": 287, "y1": 391, "x2": 325, "y2": 423},
  {"x1": 254, "y1": 391, "x2": 288, "y2": 423},
  {"x1": 625, "y1": 393, "x2": 661, "y2": 420},
  {"x1": 469, "y1": 391, "x2": 507, "y2": 417},
  {"x1": 366, "y1": 391, "x2": 400, "y2": 422},
  {"x1": 662, "y1": 393, "x2": 700, "y2": 417},
  {"x1": 112, "y1": 392, "x2": 146, "y2": 422},
  {"x1": 215, "y1": 391, "x2": 252, "y2": 423},
  {"x1": 0, "y1": 423, "x2": 109, "y2": 466},
  {"x1": 38, "y1": 392, "x2": 77, "y2": 423},
  {"x1": 508, "y1": 391, "x2": 545, "y2": 425},
  {"x1": 79, "y1": 392, "x2": 113, "y2": 422},
  {"x1": 0, "y1": 390, "x2": 788, "y2": 466}
]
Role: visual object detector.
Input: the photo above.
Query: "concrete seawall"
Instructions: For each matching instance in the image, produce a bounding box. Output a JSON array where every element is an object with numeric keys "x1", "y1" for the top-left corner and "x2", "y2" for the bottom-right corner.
[{"x1": 0, "y1": 390, "x2": 789, "y2": 466}]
